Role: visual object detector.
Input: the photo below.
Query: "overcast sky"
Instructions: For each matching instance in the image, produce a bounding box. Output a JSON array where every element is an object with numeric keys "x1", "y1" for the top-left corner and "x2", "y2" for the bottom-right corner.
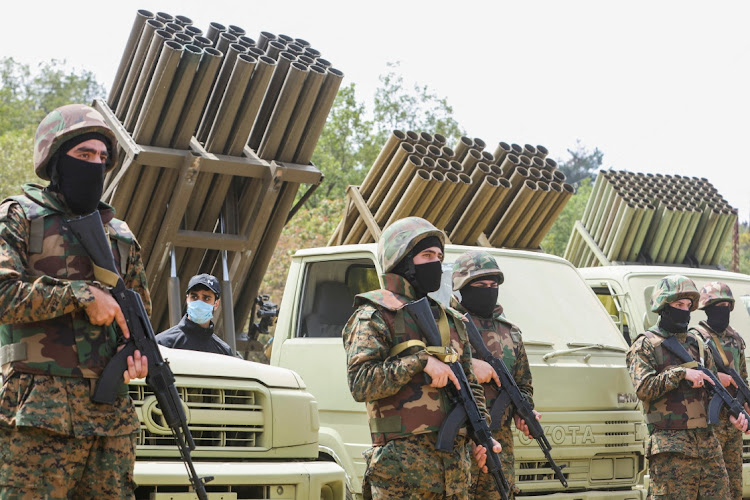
[{"x1": 4, "y1": 0, "x2": 748, "y2": 222}]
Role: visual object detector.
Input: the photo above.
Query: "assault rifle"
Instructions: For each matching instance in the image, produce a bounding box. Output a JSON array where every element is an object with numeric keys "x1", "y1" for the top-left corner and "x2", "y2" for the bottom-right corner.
[
  {"x1": 67, "y1": 211, "x2": 212, "y2": 500},
  {"x1": 698, "y1": 334, "x2": 750, "y2": 410},
  {"x1": 661, "y1": 335, "x2": 750, "y2": 426},
  {"x1": 404, "y1": 297, "x2": 510, "y2": 500},
  {"x1": 464, "y1": 316, "x2": 568, "y2": 488}
]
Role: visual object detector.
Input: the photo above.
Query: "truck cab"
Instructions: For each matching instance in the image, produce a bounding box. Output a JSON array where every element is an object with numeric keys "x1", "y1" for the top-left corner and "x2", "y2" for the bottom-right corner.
[
  {"x1": 579, "y1": 264, "x2": 750, "y2": 496},
  {"x1": 271, "y1": 243, "x2": 648, "y2": 499}
]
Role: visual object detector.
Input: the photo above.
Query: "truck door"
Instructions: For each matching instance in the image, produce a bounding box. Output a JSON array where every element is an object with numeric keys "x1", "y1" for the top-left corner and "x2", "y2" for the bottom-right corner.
[{"x1": 589, "y1": 281, "x2": 633, "y2": 345}]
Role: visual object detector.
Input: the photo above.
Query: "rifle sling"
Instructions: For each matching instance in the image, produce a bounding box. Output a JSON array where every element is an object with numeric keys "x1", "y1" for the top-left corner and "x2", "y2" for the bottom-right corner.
[
  {"x1": 92, "y1": 263, "x2": 120, "y2": 288},
  {"x1": 708, "y1": 333, "x2": 731, "y2": 369},
  {"x1": 390, "y1": 307, "x2": 457, "y2": 362},
  {"x1": 661, "y1": 335, "x2": 706, "y2": 370}
]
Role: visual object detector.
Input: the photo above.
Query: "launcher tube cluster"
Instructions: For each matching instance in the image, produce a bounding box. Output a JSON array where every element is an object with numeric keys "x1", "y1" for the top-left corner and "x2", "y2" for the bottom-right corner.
[{"x1": 329, "y1": 133, "x2": 574, "y2": 249}]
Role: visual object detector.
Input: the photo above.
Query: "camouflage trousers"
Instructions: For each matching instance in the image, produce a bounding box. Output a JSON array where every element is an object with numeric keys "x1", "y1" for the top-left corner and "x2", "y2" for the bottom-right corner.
[
  {"x1": 363, "y1": 432, "x2": 471, "y2": 499},
  {"x1": 648, "y1": 451, "x2": 729, "y2": 499},
  {"x1": 0, "y1": 425, "x2": 137, "y2": 499},
  {"x1": 714, "y1": 418, "x2": 743, "y2": 500},
  {"x1": 470, "y1": 425, "x2": 514, "y2": 499}
]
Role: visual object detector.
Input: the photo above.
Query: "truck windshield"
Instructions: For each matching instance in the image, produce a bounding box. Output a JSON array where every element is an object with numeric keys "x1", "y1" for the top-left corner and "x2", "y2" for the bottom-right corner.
[{"x1": 443, "y1": 249, "x2": 626, "y2": 351}]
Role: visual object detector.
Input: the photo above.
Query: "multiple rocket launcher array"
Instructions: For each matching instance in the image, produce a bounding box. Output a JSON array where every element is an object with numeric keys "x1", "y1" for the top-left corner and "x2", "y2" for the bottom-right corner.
[
  {"x1": 330, "y1": 132, "x2": 576, "y2": 249},
  {"x1": 102, "y1": 9, "x2": 341, "y2": 332},
  {"x1": 565, "y1": 170, "x2": 738, "y2": 267}
]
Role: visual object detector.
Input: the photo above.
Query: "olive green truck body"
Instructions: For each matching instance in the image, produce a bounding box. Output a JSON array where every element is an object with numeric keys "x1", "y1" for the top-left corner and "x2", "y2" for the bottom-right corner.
[
  {"x1": 270, "y1": 243, "x2": 649, "y2": 499},
  {"x1": 128, "y1": 347, "x2": 345, "y2": 499},
  {"x1": 579, "y1": 264, "x2": 750, "y2": 497}
]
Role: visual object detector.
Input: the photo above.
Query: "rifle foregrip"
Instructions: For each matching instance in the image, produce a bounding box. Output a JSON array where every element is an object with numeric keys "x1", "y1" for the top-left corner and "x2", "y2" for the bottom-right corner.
[{"x1": 92, "y1": 341, "x2": 136, "y2": 404}]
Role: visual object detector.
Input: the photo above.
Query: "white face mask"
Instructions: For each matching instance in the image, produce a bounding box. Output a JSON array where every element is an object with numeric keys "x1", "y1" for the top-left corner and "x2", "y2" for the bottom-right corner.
[{"x1": 187, "y1": 300, "x2": 214, "y2": 324}]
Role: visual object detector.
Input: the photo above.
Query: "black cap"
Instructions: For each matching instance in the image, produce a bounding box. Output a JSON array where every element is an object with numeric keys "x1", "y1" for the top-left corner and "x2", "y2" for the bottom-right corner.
[{"x1": 186, "y1": 273, "x2": 221, "y2": 297}]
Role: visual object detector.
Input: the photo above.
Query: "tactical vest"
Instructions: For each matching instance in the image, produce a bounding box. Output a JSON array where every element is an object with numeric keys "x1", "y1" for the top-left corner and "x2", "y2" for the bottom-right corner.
[
  {"x1": 642, "y1": 329, "x2": 709, "y2": 430},
  {"x1": 0, "y1": 193, "x2": 133, "y2": 379},
  {"x1": 693, "y1": 323, "x2": 745, "y2": 398},
  {"x1": 357, "y1": 289, "x2": 468, "y2": 445}
]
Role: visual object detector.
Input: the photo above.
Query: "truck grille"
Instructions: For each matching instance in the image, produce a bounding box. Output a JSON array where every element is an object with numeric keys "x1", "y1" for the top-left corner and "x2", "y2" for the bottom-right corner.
[{"x1": 129, "y1": 384, "x2": 264, "y2": 448}]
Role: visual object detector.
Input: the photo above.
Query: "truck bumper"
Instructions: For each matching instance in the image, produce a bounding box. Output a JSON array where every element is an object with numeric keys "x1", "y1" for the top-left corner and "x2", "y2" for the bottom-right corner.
[{"x1": 134, "y1": 461, "x2": 346, "y2": 500}]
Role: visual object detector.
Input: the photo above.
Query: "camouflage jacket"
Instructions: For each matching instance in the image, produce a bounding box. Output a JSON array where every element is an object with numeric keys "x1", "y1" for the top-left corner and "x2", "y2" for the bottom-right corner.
[
  {"x1": 626, "y1": 324, "x2": 721, "y2": 458},
  {"x1": 0, "y1": 184, "x2": 151, "y2": 378},
  {"x1": 451, "y1": 297, "x2": 534, "y2": 429},
  {"x1": 0, "y1": 185, "x2": 149, "y2": 436},
  {"x1": 343, "y1": 273, "x2": 487, "y2": 445}
]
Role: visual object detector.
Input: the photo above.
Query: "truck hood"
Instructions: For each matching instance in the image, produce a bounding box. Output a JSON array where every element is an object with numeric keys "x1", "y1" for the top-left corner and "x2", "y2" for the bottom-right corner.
[{"x1": 158, "y1": 346, "x2": 305, "y2": 389}]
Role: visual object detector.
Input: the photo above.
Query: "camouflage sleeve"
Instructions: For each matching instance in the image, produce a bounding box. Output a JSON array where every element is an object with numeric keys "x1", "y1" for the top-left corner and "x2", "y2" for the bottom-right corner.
[
  {"x1": 0, "y1": 202, "x2": 94, "y2": 324},
  {"x1": 343, "y1": 305, "x2": 428, "y2": 403},
  {"x1": 123, "y1": 236, "x2": 151, "y2": 316},
  {"x1": 626, "y1": 336, "x2": 685, "y2": 403},
  {"x1": 514, "y1": 340, "x2": 534, "y2": 409},
  {"x1": 460, "y1": 334, "x2": 489, "y2": 422}
]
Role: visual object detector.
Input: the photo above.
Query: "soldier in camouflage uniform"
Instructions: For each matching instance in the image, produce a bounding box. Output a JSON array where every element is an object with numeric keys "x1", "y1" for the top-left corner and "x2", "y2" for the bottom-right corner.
[
  {"x1": 450, "y1": 250, "x2": 538, "y2": 499},
  {"x1": 0, "y1": 104, "x2": 150, "y2": 498},
  {"x1": 343, "y1": 217, "x2": 500, "y2": 499},
  {"x1": 692, "y1": 282, "x2": 747, "y2": 500},
  {"x1": 626, "y1": 275, "x2": 747, "y2": 499}
]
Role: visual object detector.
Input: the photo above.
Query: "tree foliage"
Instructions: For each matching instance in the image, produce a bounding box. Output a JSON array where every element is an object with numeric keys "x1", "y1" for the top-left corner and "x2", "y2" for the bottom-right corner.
[
  {"x1": 540, "y1": 177, "x2": 592, "y2": 257},
  {"x1": 557, "y1": 139, "x2": 603, "y2": 186},
  {"x1": 0, "y1": 58, "x2": 105, "y2": 199},
  {"x1": 306, "y1": 62, "x2": 465, "y2": 207},
  {"x1": 372, "y1": 62, "x2": 465, "y2": 150}
]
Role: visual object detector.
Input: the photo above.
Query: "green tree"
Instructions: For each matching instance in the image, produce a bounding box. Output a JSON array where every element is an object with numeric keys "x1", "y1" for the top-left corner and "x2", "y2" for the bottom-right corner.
[
  {"x1": 540, "y1": 177, "x2": 592, "y2": 257},
  {"x1": 0, "y1": 58, "x2": 105, "y2": 199},
  {"x1": 309, "y1": 83, "x2": 374, "y2": 203},
  {"x1": 307, "y1": 62, "x2": 466, "y2": 206},
  {"x1": 557, "y1": 139, "x2": 603, "y2": 186},
  {"x1": 371, "y1": 62, "x2": 465, "y2": 164}
]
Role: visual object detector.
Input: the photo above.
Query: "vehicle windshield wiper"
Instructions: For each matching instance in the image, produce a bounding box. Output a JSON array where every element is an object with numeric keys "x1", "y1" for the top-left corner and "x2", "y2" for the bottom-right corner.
[{"x1": 542, "y1": 343, "x2": 627, "y2": 361}]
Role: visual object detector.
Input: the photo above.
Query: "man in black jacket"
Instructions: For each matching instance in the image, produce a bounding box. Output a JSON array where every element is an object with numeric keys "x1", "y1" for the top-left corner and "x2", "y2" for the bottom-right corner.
[{"x1": 156, "y1": 274, "x2": 234, "y2": 356}]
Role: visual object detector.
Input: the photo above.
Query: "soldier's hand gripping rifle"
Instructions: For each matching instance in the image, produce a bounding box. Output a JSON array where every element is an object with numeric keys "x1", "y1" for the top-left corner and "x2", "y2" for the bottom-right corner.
[
  {"x1": 700, "y1": 335, "x2": 750, "y2": 412},
  {"x1": 662, "y1": 336, "x2": 750, "y2": 426},
  {"x1": 404, "y1": 297, "x2": 510, "y2": 500},
  {"x1": 67, "y1": 212, "x2": 212, "y2": 500},
  {"x1": 464, "y1": 316, "x2": 568, "y2": 488}
]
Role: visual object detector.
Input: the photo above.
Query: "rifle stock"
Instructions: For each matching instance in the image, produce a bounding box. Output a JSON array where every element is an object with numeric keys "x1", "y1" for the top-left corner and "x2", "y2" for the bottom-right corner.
[
  {"x1": 67, "y1": 211, "x2": 212, "y2": 500},
  {"x1": 404, "y1": 297, "x2": 510, "y2": 500},
  {"x1": 464, "y1": 315, "x2": 568, "y2": 488}
]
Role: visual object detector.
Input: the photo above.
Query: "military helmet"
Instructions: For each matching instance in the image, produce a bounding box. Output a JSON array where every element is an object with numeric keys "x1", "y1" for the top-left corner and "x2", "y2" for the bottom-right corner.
[
  {"x1": 452, "y1": 250, "x2": 504, "y2": 291},
  {"x1": 378, "y1": 217, "x2": 445, "y2": 273},
  {"x1": 698, "y1": 281, "x2": 735, "y2": 311},
  {"x1": 650, "y1": 274, "x2": 700, "y2": 313},
  {"x1": 33, "y1": 104, "x2": 118, "y2": 180}
]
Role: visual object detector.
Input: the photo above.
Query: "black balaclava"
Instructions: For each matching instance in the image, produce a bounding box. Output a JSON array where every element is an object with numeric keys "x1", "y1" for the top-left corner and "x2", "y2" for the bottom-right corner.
[
  {"x1": 391, "y1": 235, "x2": 443, "y2": 297},
  {"x1": 48, "y1": 132, "x2": 110, "y2": 215},
  {"x1": 460, "y1": 276, "x2": 500, "y2": 318},
  {"x1": 659, "y1": 304, "x2": 691, "y2": 333},
  {"x1": 704, "y1": 303, "x2": 731, "y2": 333}
]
